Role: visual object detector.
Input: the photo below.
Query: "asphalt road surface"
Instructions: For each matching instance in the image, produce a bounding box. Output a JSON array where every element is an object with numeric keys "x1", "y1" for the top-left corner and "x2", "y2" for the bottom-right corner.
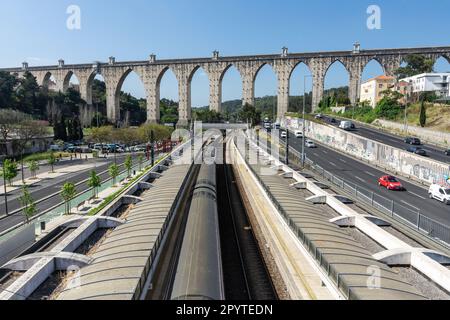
[
  {"x1": 320, "y1": 115, "x2": 450, "y2": 164},
  {"x1": 282, "y1": 131, "x2": 450, "y2": 229},
  {"x1": 0, "y1": 154, "x2": 141, "y2": 233}
]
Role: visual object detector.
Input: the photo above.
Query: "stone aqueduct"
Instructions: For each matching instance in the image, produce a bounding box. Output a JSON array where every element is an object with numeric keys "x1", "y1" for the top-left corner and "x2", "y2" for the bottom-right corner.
[{"x1": 2, "y1": 45, "x2": 450, "y2": 126}]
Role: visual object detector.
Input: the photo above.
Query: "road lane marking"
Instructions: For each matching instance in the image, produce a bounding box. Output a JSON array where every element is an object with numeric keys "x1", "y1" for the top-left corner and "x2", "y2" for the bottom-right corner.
[
  {"x1": 407, "y1": 191, "x2": 426, "y2": 200},
  {"x1": 339, "y1": 159, "x2": 347, "y2": 163},
  {"x1": 355, "y1": 176, "x2": 366, "y2": 183},
  {"x1": 329, "y1": 161, "x2": 337, "y2": 167},
  {"x1": 323, "y1": 150, "x2": 328, "y2": 154},
  {"x1": 364, "y1": 171, "x2": 376, "y2": 177},
  {"x1": 400, "y1": 200, "x2": 420, "y2": 211},
  {"x1": 313, "y1": 153, "x2": 319, "y2": 157}
]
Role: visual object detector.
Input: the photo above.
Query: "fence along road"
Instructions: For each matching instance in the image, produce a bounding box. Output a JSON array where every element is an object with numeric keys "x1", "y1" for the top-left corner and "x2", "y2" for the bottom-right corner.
[{"x1": 276, "y1": 131, "x2": 450, "y2": 246}]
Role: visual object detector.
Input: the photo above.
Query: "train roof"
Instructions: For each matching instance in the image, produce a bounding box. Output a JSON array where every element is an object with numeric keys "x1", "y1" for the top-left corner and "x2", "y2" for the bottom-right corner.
[
  {"x1": 57, "y1": 164, "x2": 191, "y2": 300},
  {"x1": 247, "y1": 159, "x2": 426, "y2": 300}
]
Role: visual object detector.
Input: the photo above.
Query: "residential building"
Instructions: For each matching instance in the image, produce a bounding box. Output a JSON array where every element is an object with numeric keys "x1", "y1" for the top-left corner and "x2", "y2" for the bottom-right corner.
[
  {"x1": 400, "y1": 73, "x2": 450, "y2": 98},
  {"x1": 360, "y1": 75, "x2": 396, "y2": 108}
]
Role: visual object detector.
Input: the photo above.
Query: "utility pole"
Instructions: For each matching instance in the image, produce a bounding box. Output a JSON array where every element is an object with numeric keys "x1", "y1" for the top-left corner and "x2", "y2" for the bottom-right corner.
[
  {"x1": 302, "y1": 75, "x2": 312, "y2": 167},
  {"x1": 96, "y1": 102, "x2": 99, "y2": 128},
  {"x1": 2, "y1": 159, "x2": 8, "y2": 216},
  {"x1": 150, "y1": 130, "x2": 155, "y2": 167},
  {"x1": 285, "y1": 127, "x2": 290, "y2": 165}
]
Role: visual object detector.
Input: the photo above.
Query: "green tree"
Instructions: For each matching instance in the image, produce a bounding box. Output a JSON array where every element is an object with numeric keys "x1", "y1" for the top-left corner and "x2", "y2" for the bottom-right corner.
[
  {"x1": 28, "y1": 160, "x2": 40, "y2": 179},
  {"x1": 0, "y1": 109, "x2": 27, "y2": 155},
  {"x1": 15, "y1": 118, "x2": 49, "y2": 183},
  {"x1": 89, "y1": 126, "x2": 114, "y2": 144},
  {"x1": 138, "y1": 124, "x2": 173, "y2": 144},
  {"x1": 239, "y1": 104, "x2": 261, "y2": 127},
  {"x1": 109, "y1": 163, "x2": 119, "y2": 186},
  {"x1": 395, "y1": 54, "x2": 434, "y2": 79},
  {"x1": 374, "y1": 90, "x2": 404, "y2": 120},
  {"x1": 137, "y1": 154, "x2": 144, "y2": 171},
  {"x1": 0, "y1": 71, "x2": 19, "y2": 109},
  {"x1": 61, "y1": 182, "x2": 77, "y2": 215},
  {"x1": 419, "y1": 99, "x2": 427, "y2": 128},
  {"x1": 19, "y1": 185, "x2": 37, "y2": 223},
  {"x1": 48, "y1": 151, "x2": 57, "y2": 173},
  {"x1": 87, "y1": 170, "x2": 101, "y2": 199},
  {"x1": 1, "y1": 159, "x2": 18, "y2": 186},
  {"x1": 124, "y1": 155, "x2": 133, "y2": 178}
]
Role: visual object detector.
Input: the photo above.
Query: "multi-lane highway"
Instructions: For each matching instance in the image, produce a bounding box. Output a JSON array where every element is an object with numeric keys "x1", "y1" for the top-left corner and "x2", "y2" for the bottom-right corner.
[
  {"x1": 0, "y1": 154, "x2": 141, "y2": 233},
  {"x1": 282, "y1": 131, "x2": 450, "y2": 228},
  {"x1": 320, "y1": 115, "x2": 450, "y2": 164}
]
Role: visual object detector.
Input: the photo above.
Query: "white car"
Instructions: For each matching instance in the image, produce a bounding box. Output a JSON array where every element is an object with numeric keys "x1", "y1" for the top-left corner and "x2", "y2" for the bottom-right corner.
[
  {"x1": 428, "y1": 184, "x2": 450, "y2": 205},
  {"x1": 305, "y1": 140, "x2": 317, "y2": 148},
  {"x1": 294, "y1": 131, "x2": 303, "y2": 138},
  {"x1": 280, "y1": 131, "x2": 287, "y2": 139},
  {"x1": 339, "y1": 121, "x2": 354, "y2": 131}
]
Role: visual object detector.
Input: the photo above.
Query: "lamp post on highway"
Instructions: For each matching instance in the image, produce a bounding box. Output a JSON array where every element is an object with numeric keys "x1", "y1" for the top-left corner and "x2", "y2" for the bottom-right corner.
[
  {"x1": 2, "y1": 160, "x2": 8, "y2": 216},
  {"x1": 302, "y1": 75, "x2": 312, "y2": 167}
]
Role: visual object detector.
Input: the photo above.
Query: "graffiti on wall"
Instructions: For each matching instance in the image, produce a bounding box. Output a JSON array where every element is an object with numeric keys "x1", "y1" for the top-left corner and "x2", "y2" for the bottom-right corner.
[{"x1": 285, "y1": 117, "x2": 450, "y2": 185}]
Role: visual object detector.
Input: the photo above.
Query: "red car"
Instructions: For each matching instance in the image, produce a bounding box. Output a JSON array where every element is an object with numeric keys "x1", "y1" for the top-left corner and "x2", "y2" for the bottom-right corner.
[{"x1": 378, "y1": 175, "x2": 405, "y2": 191}]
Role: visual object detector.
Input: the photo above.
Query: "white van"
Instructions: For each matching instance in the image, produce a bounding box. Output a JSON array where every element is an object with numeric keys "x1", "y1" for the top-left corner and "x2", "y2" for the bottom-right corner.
[
  {"x1": 428, "y1": 184, "x2": 450, "y2": 205},
  {"x1": 339, "y1": 120, "x2": 354, "y2": 131}
]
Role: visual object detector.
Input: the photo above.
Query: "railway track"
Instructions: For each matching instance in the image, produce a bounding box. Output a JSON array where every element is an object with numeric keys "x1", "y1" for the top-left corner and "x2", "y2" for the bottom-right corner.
[{"x1": 217, "y1": 141, "x2": 278, "y2": 300}]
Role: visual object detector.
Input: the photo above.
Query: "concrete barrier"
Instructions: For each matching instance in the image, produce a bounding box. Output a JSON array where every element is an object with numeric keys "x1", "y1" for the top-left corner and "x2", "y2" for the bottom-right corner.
[{"x1": 374, "y1": 119, "x2": 450, "y2": 148}]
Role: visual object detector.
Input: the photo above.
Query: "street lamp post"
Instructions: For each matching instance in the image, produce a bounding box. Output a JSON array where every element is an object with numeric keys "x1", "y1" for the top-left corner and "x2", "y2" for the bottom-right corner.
[
  {"x1": 2, "y1": 159, "x2": 8, "y2": 216},
  {"x1": 150, "y1": 130, "x2": 155, "y2": 167}
]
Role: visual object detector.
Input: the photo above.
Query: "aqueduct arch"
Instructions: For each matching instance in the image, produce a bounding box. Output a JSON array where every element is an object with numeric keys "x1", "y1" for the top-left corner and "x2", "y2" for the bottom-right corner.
[{"x1": 4, "y1": 45, "x2": 450, "y2": 127}]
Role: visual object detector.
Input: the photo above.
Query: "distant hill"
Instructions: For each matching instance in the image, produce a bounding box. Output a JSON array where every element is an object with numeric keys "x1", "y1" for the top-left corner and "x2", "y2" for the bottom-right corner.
[{"x1": 198, "y1": 86, "x2": 349, "y2": 116}]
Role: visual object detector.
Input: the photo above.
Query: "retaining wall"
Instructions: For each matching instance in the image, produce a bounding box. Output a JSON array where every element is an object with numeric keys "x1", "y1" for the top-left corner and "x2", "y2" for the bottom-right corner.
[{"x1": 284, "y1": 117, "x2": 450, "y2": 186}]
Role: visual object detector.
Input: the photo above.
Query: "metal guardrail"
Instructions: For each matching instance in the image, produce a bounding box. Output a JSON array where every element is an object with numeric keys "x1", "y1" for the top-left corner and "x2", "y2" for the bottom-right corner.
[
  {"x1": 278, "y1": 140, "x2": 450, "y2": 247},
  {"x1": 233, "y1": 136, "x2": 353, "y2": 299}
]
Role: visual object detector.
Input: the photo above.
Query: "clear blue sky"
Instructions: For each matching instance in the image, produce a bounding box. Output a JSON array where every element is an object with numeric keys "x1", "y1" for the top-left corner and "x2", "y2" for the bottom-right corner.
[{"x1": 1, "y1": 0, "x2": 449, "y2": 107}]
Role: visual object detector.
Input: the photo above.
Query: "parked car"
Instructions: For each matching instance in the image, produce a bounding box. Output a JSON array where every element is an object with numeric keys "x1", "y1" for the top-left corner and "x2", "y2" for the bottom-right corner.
[
  {"x1": 428, "y1": 184, "x2": 450, "y2": 205},
  {"x1": 330, "y1": 118, "x2": 337, "y2": 124},
  {"x1": 49, "y1": 144, "x2": 63, "y2": 152},
  {"x1": 407, "y1": 146, "x2": 427, "y2": 156},
  {"x1": 305, "y1": 140, "x2": 317, "y2": 148},
  {"x1": 315, "y1": 114, "x2": 323, "y2": 119},
  {"x1": 280, "y1": 131, "x2": 287, "y2": 139},
  {"x1": 445, "y1": 149, "x2": 450, "y2": 156},
  {"x1": 294, "y1": 131, "x2": 303, "y2": 138},
  {"x1": 404, "y1": 137, "x2": 421, "y2": 145},
  {"x1": 63, "y1": 143, "x2": 74, "y2": 151},
  {"x1": 378, "y1": 175, "x2": 405, "y2": 191}
]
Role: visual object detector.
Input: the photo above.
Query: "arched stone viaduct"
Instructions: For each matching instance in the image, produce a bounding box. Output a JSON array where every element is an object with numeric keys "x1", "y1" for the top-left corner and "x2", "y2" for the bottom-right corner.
[{"x1": 2, "y1": 45, "x2": 450, "y2": 127}]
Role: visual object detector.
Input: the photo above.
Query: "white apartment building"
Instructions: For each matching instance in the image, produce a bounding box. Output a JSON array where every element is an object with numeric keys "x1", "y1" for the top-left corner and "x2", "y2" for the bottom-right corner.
[{"x1": 400, "y1": 73, "x2": 450, "y2": 98}]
